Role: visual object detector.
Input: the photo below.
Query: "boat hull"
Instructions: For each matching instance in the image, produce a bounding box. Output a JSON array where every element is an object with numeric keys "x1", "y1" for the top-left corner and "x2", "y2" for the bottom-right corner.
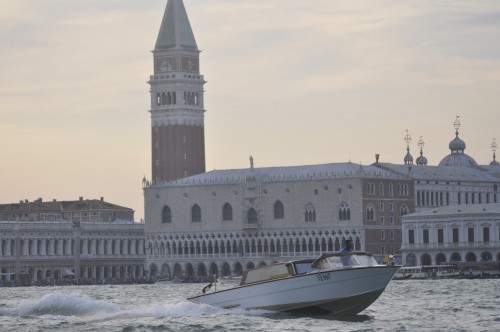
[{"x1": 188, "y1": 265, "x2": 398, "y2": 314}]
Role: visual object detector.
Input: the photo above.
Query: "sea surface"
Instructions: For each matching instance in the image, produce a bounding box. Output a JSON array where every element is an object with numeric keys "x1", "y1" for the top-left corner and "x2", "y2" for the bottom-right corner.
[{"x1": 1, "y1": 279, "x2": 499, "y2": 332}]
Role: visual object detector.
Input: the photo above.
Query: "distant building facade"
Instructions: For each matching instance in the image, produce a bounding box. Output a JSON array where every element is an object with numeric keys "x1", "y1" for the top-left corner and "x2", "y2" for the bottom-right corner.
[
  {"x1": 0, "y1": 197, "x2": 141, "y2": 285},
  {"x1": 0, "y1": 197, "x2": 134, "y2": 223},
  {"x1": 401, "y1": 203, "x2": 500, "y2": 266},
  {"x1": 0, "y1": 220, "x2": 145, "y2": 285}
]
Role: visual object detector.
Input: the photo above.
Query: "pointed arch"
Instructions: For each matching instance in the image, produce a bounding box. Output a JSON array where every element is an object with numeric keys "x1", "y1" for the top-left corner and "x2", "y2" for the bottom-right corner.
[
  {"x1": 366, "y1": 204, "x2": 375, "y2": 221},
  {"x1": 222, "y1": 203, "x2": 233, "y2": 221},
  {"x1": 162, "y1": 205, "x2": 172, "y2": 223},
  {"x1": 191, "y1": 204, "x2": 201, "y2": 222},
  {"x1": 247, "y1": 208, "x2": 258, "y2": 224},
  {"x1": 339, "y1": 202, "x2": 350, "y2": 221},
  {"x1": 274, "y1": 200, "x2": 284, "y2": 219},
  {"x1": 400, "y1": 204, "x2": 409, "y2": 216},
  {"x1": 305, "y1": 203, "x2": 316, "y2": 222}
]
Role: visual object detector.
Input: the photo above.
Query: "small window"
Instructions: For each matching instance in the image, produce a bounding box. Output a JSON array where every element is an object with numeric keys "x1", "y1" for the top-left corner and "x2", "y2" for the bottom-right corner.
[
  {"x1": 247, "y1": 208, "x2": 258, "y2": 224},
  {"x1": 304, "y1": 204, "x2": 316, "y2": 222},
  {"x1": 400, "y1": 204, "x2": 408, "y2": 216},
  {"x1": 274, "y1": 201, "x2": 284, "y2": 219},
  {"x1": 381, "y1": 230, "x2": 385, "y2": 240},
  {"x1": 191, "y1": 204, "x2": 201, "y2": 222},
  {"x1": 438, "y1": 229, "x2": 444, "y2": 244},
  {"x1": 409, "y1": 229, "x2": 415, "y2": 244},
  {"x1": 366, "y1": 206, "x2": 375, "y2": 221},
  {"x1": 380, "y1": 203, "x2": 384, "y2": 212},
  {"x1": 452, "y1": 228, "x2": 459, "y2": 243},
  {"x1": 339, "y1": 203, "x2": 351, "y2": 221},
  {"x1": 468, "y1": 227, "x2": 474, "y2": 243},
  {"x1": 483, "y1": 227, "x2": 490, "y2": 243},
  {"x1": 222, "y1": 203, "x2": 233, "y2": 221}
]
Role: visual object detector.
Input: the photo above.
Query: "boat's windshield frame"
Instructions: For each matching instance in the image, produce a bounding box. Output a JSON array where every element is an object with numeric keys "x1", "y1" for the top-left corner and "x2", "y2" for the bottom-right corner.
[{"x1": 310, "y1": 252, "x2": 379, "y2": 270}]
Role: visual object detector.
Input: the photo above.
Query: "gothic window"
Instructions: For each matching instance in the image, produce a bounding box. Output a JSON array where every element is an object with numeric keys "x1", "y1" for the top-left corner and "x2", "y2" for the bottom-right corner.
[
  {"x1": 379, "y1": 183, "x2": 384, "y2": 196},
  {"x1": 367, "y1": 183, "x2": 375, "y2": 195},
  {"x1": 161, "y1": 206, "x2": 171, "y2": 223},
  {"x1": 304, "y1": 204, "x2": 316, "y2": 222},
  {"x1": 172, "y1": 92, "x2": 176, "y2": 104},
  {"x1": 161, "y1": 92, "x2": 166, "y2": 105},
  {"x1": 338, "y1": 202, "x2": 351, "y2": 221},
  {"x1": 222, "y1": 203, "x2": 233, "y2": 221},
  {"x1": 389, "y1": 183, "x2": 394, "y2": 197},
  {"x1": 191, "y1": 204, "x2": 201, "y2": 222},
  {"x1": 167, "y1": 92, "x2": 172, "y2": 105},
  {"x1": 366, "y1": 205, "x2": 375, "y2": 221},
  {"x1": 274, "y1": 200, "x2": 284, "y2": 219},
  {"x1": 247, "y1": 208, "x2": 257, "y2": 224},
  {"x1": 156, "y1": 93, "x2": 161, "y2": 106},
  {"x1": 400, "y1": 204, "x2": 408, "y2": 216}
]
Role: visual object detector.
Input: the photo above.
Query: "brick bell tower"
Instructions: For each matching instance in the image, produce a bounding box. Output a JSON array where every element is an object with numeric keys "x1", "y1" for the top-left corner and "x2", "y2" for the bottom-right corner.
[{"x1": 149, "y1": 0, "x2": 206, "y2": 183}]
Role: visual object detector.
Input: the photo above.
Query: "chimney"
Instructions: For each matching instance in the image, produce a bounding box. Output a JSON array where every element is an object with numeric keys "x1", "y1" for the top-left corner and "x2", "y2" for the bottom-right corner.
[
  {"x1": 79, "y1": 196, "x2": 83, "y2": 201},
  {"x1": 100, "y1": 197, "x2": 104, "y2": 202},
  {"x1": 375, "y1": 154, "x2": 380, "y2": 164},
  {"x1": 53, "y1": 199, "x2": 57, "y2": 202}
]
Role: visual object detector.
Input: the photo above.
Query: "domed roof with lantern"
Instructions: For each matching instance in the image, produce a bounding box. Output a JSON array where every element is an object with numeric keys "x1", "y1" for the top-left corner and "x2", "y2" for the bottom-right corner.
[
  {"x1": 438, "y1": 116, "x2": 477, "y2": 167},
  {"x1": 403, "y1": 130, "x2": 414, "y2": 165}
]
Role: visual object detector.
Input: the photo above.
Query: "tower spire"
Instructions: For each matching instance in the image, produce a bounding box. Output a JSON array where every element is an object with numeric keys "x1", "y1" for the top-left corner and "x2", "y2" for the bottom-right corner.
[
  {"x1": 155, "y1": 0, "x2": 197, "y2": 51},
  {"x1": 149, "y1": 0, "x2": 206, "y2": 183}
]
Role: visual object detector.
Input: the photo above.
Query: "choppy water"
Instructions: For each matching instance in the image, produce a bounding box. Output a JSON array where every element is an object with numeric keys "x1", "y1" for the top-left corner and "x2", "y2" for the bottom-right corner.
[{"x1": 1, "y1": 279, "x2": 499, "y2": 331}]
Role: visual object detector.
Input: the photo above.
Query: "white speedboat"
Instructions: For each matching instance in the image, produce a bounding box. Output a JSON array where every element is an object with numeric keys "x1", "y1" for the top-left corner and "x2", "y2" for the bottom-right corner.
[{"x1": 188, "y1": 252, "x2": 399, "y2": 314}]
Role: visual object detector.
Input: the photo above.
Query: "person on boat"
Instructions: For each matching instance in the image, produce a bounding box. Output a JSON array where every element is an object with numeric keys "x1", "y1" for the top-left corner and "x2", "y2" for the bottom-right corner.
[
  {"x1": 340, "y1": 239, "x2": 353, "y2": 266},
  {"x1": 341, "y1": 239, "x2": 353, "y2": 253}
]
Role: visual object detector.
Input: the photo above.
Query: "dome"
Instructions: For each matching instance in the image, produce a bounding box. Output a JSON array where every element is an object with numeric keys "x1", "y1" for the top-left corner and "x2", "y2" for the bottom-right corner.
[
  {"x1": 439, "y1": 116, "x2": 477, "y2": 167},
  {"x1": 449, "y1": 136, "x2": 466, "y2": 152},
  {"x1": 416, "y1": 155, "x2": 428, "y2": 165},
  {"x1": 438, "y1": 153, "x2": 477, "y2": 167},
  {"x1": 404, "y1": 151, "x2": 413, "y2": 164}
]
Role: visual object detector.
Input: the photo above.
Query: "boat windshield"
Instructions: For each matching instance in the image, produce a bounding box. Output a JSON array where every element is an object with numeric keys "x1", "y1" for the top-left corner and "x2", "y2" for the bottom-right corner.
[
  {"x1": 294, "y1": 262, "x2": 313, "y2": 274},
  {"x1": 313, "y1": 253, "x2": 379, "y2": 270}
]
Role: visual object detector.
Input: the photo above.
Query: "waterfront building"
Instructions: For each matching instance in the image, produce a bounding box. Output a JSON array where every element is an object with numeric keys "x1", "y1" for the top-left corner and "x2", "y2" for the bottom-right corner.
[
  {"x1": 0, "y1": 220, "x2": 145, "y2": 285},
  {"x1": 401, "y1": 203, "x2": 500, "y2": 266},
  {"x1": 0, "y1": 197, "x2": 134, "y2": 223},
  {"x1": 144, "y1": 161, "x2": 413, "y2": 279}
]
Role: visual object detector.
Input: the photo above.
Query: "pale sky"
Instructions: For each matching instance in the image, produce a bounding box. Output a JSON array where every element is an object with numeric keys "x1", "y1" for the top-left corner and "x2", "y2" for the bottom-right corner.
[{"x1": 1, "y1": 0, "x2": 500, "y2": 221}]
